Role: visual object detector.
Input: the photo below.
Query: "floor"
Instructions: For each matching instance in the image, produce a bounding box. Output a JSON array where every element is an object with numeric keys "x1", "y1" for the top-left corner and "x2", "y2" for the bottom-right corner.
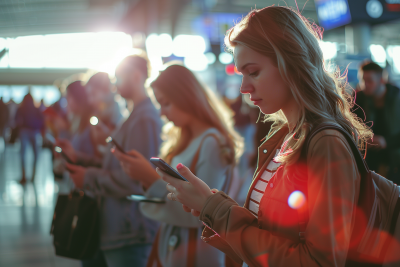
[{"x1": 0, "y1": 138, "x2": 80, "y2": 267}]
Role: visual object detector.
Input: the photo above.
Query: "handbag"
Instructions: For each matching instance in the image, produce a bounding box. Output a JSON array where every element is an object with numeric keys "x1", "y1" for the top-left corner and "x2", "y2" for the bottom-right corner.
[
  {"x1": 146, "y1": 132, "x2": 239, "y2": 267},
  {"x1": 50, "y1": 190, "x2": 100, "y2": 260}
]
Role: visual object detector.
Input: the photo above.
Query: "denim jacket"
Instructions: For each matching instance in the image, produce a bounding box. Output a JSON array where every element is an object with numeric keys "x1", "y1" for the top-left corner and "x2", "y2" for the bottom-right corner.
[{"x1": 81, "y1": 98, "x2": 163, "y2": 250}]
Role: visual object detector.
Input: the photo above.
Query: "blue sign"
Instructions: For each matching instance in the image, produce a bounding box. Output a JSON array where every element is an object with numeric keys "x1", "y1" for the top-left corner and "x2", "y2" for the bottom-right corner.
[{"x1": 315, "y1": 0, "x2": 352, "y2": 30}]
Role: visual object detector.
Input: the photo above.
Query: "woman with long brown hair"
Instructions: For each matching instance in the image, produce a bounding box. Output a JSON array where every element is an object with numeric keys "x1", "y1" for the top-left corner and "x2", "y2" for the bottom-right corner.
[
  {"x1": 157, "y1": 6, "x2": 387, "y2": 267},
  {"x1": 113, "y1": 64, "x2": 242, "y2": 267}
]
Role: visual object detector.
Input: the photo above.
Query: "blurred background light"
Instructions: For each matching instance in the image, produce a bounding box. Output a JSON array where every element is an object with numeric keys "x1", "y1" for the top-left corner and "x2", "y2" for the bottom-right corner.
[
  {"x1": 219, "y1": 52, "x2": 233, "y2": 64},
  {"x1": 319, "y1": 41, "x2": 338, "y2": 60},
  {"x1": 225, "y1": 64, "x2": 236, "y2": 76},
  {"x1": 184, "y1": 54, "x2": 208, "y2": 72},
  {"x1": 205, "y1": 52, "x2": 216, "y2": 65},
  {"x1": 387, "y1": 46, "x2": 400, "y2": 74},
  {"x1": 369, "y1": 44, "x2": 387, "y2": 67},
  {"x1": 173, "y1": 35, "x2": 206, "y2": 57}
]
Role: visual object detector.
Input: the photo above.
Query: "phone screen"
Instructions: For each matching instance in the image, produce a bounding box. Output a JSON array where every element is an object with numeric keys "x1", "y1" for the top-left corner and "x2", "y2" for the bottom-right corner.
[
  {"x1": 126, "y1": 195, "x2": 165, "y2": 203},
  {"x1": 150, "y1": 157, "x2": 188, "y2": 181}
]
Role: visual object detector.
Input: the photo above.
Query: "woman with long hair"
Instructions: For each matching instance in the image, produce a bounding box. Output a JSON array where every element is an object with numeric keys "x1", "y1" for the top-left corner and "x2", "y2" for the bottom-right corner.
[
  {"x1": 112, "y1": 64, "x2": 242, "y2": 267},
  {"x1": 158, "y1": 6, "x2": 380, "y2": 267}
]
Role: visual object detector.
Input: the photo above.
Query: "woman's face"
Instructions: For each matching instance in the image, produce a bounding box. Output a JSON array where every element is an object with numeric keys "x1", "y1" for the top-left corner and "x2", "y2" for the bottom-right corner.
[
  {"x1": 153, "y1": 87, "x2": 193, "y2": 128},
  {"x1": 234, "y1": 44, "x2": 294, "y2": 115}
]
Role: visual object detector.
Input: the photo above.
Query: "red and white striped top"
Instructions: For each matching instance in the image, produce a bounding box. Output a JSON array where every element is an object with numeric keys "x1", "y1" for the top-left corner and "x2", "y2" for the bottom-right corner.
[{"x1": 248, "y1": 148, "x2": 282, "y2": 217}]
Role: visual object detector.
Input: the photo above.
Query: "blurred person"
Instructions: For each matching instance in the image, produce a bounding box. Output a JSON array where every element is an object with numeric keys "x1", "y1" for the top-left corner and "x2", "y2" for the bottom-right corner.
[
  {"x1": 58, "y1": 55, "x2": 162, "y2": 267},
  {"x1": 156, "y1": 6, "x2": 386, "y2": 267},
  {"x1": 15, "y1": 93, "x2": 45, "y2": 184},
  {"x1": 85, "y1": 72, "x2": 123, "y2": 152},
  {"x1": 354, "y1": 61, "x2": 400, "y2": 183},
  {"x1": 0, "y1": 97, "x2": 9, "y2": 138},
  {"x1": 65, "y1": 81, "x2": 96, "y2": 157},
  {"x1": 226, "y1": 95, "x2": 256, "y2": 177},
  {"x1": 112, "y1": 64, "x2": 242, "y2": 267}
]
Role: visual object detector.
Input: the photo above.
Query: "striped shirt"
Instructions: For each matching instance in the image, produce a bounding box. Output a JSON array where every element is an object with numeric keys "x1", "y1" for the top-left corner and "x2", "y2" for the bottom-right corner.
[{"x1": 248, "y1": 148, "x2": 282, "y2": 217}]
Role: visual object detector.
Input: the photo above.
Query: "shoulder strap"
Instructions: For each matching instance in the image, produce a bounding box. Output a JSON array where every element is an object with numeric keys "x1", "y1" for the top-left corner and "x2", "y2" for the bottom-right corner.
[
  {"x1": 298, "y1": 123, "x2": 371, "y2": 242},
  {"x1": 190, "y1": 132, "x2": 221, "y2": 175}
]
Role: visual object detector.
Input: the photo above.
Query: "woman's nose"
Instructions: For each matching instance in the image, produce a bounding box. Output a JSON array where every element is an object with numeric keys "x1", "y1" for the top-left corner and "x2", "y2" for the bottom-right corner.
[{"x1": 240, "y1": 79, "x2": 255, "y2": 94}]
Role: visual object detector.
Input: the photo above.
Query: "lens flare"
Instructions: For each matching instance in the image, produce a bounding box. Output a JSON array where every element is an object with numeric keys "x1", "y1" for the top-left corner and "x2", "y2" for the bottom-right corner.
[
  {"x1": 288, "y1": 191, "x2": 306, "y2": 209},
  {"x1": 90, "y1": 116, "x2": 99, "y2": 126}
]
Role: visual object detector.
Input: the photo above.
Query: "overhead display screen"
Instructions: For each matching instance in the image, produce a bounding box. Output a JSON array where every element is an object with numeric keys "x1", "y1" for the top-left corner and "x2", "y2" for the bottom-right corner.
[{"x1": 315, "y1": 0, "x2": 352, "y2": 30}]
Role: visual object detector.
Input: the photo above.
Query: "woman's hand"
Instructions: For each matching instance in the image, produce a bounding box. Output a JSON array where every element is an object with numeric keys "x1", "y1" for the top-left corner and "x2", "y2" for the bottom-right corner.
[
  {"x1": 66, "y1": 163, "x2": 86, "y2": 189},
  {"x1": 182, "y1": 189, "x2": 219, "y2": 217},
  {"x1": 160, "y1": 163, "x2": 213, "y2": 213},
  {"x1": 56, "y1": 139, "x2": 77, "y2": 163},
  {"x1": 111, "y1": 148, "x2": 160, "y2": 189}
]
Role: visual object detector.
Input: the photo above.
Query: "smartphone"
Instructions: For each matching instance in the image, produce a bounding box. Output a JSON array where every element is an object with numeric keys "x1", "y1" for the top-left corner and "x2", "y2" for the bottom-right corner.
[
  {"x1": 106, "y1": 136, "x2": 126, "y2": 154},
  {"x1": 54, "y1": 146, "x2": 75, "y2": 165},
  {"x1": 126, "y1": 195, "x2": 165, "y2": 203},
  {"x1": 150, "y1": 157, "x2": 188, "y2": 182}
]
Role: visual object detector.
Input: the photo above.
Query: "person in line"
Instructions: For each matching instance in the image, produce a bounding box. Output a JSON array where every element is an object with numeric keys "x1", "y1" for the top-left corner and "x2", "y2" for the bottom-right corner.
[
  {"x1": 112, "y1": 64, "x2": 243, "y2": 267},
  {"x1": 0, "y1": 97, "x2": 9, "y2": 140},
  {"x1": 158, "y1": 6, "x2": 378, "y2": 267},
  {"x1": 65, "y1": 81, "x2": 96, "y2": 157},
  {"x1": 354, "y1": 61, "x2": 400, "y2": 183},
  {"x1": 58, "y1": 55, "x2": 162, "y2": 267},
  {"x1": 85, "y1": 72, "x2": 123, "y2": 157},
  {"x1": 16, "y1": 93, "x2": 45, "y2": 184}
]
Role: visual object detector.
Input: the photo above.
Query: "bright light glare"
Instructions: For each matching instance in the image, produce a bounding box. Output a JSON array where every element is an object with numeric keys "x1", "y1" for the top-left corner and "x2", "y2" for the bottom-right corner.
[
  {"x1": 288, "y1": 191, "x2": 306, "y2": 209},
  {"x1": 184, "y1": 54, "x2": 209, "y2": 72},
  {"x1": 219, "y1": 52, "x2": 234, "y2": 64},
  {"x1": 319, "y1": 41, "x2": 337, "y2": 60},
  {"x1": 387, "y1": 46, "x2": 400, "y2": 74},
  {"x1": 173, "y1": 35, "x2": 206, "y2": 57},
  {"x1": 205, "y1": 52, "x2": 216, "y2": 64},
  {"x1": 90, "y1": 116, "x2": 99, "y2": 125},
  {"x1": 2, "y1": 32, "x2": 134, "y2": 75},
  {"x1": 158, "y1": 34, "x2": 173, "y2": 57},
  {"x1": 370, "y1": 44, "x2": 387, "y2": 67}
]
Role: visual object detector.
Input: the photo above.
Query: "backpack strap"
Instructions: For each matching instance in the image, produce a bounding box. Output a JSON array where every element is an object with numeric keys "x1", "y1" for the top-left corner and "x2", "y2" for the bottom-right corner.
[{"x1": 298, "y1": 123, "x2": 371, "y2": 242}]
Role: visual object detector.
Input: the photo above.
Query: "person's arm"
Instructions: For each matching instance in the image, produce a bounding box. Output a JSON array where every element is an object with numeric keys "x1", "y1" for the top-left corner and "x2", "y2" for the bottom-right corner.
[
  {"x1": 199, "y1": 132, "x2": 359, "y2": 267},
  {"x1": 140, "y1": 135, "x2": 228, "y2": 227},
  {"x1": 83, "y1": 117, "x2": 161, "y2": 198}
]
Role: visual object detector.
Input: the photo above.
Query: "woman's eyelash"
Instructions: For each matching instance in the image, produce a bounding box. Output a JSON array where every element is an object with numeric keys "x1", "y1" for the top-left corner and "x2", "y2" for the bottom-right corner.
[{"x1": 249, "y1": 71, "x2": 259, "y2": 77}]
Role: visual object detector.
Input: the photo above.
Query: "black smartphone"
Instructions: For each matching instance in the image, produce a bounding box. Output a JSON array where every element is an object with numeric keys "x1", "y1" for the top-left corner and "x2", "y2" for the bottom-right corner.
[
  {"x1": 150, "y1": 157, "x2": 188, "y2": 182},
  {"x1": 126, "y1": 195, "x2": 166, "y2": 203},
  {"x1": 106, "y1": 136, "x2": 126, "y2": 154},
  {"x1": 54, "y1": 146, "x2": 75, "y2": 165}
]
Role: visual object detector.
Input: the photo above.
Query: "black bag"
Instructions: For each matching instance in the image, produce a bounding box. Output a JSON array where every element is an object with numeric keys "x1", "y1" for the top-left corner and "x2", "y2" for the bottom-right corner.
[
  {"x1": 9, "y1": 126, "x2": 19, "y2": 144},
  {"x1": 50, "y1": 190, "x2": 100, "y2": 260}
]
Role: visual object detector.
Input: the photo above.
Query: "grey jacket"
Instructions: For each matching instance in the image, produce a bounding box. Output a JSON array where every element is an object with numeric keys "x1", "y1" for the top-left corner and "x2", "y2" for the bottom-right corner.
[
  {"x1": 140, "y1": 128, "x2": 229, "y2": 267},
  {"x1": 81, "y1": 98, "x2": 163, "y2": 250}
]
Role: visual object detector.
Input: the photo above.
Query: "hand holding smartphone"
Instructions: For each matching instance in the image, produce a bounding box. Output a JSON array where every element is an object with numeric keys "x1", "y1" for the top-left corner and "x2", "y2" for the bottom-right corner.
[
  {"x1": 150, "y1": 157, "x2": 188, "y2": 182},
  {"x1": 106, "y1": 136, "x2": 126, "y2": 154},
  {"x1": 54, "y1": 146, "x2": 75, "y2": 165}
]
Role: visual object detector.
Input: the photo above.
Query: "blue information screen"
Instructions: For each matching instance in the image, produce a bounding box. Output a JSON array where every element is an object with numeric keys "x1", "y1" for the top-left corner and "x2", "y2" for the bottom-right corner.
[{"x1": 315, "y1": 0, "x2": 352, "y2": 30}]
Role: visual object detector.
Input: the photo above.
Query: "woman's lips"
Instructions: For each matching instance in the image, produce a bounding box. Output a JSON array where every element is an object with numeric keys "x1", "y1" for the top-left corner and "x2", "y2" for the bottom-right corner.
[{"x1": 250, "y1": 97, "x2": 262, "y2": 105}]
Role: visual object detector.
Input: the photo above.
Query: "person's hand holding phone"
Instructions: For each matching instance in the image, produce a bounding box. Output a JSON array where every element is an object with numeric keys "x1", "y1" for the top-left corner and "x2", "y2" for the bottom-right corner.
[
  {"x1": 65, "y1": 163, "x2": 86, "y2": 188},
  {"x1": 111, "y1": 148, "x2": 160, "y2": 189},
  {"x1": 56, "y1": 139, "x2": 77, "y2": 163},
  {"x1": 160, "y1": 163, "x2": 213, "y2": 213}
]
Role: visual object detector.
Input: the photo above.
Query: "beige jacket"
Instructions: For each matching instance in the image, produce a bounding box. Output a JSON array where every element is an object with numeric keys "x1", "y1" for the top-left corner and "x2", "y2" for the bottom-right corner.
[{"x1": 199, "y1": 126, "x2": 361, "y2": 267}]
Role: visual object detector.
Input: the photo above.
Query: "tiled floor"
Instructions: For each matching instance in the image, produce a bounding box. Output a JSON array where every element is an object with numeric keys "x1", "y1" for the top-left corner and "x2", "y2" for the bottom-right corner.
[{"x1": 0, "y1": 138, "x2": 80, "y2": 267}]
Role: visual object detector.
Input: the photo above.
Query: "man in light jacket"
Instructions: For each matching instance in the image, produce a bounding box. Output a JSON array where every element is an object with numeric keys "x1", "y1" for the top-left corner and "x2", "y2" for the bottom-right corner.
[{"x1": 61, "y1": 55, "x2": 162, "y2": 267}]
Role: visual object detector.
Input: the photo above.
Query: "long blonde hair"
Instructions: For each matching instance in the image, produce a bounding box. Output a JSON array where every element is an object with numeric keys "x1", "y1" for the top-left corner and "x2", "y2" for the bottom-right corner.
[
  {"x1": 151, "y1": 64, "x2": 243, "y2": 165},
  {"x1": 225, "y1": 6, "x2": 372, "y2": 166}
]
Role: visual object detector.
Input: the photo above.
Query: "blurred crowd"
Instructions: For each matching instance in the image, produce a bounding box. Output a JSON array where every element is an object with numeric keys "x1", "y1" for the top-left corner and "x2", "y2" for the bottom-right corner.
[{"x1": 1, "y1": 51, "x2": 400, "y2": 267}]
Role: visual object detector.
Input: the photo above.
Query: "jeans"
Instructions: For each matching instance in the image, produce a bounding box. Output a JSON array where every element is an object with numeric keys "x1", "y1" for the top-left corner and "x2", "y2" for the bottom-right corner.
[
  {"x1": 19, "y1": 128, "x2": 41, "y2": 178},
  {"x1": 81, "y1": 244, "x2": 152, "y2": 267}
]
